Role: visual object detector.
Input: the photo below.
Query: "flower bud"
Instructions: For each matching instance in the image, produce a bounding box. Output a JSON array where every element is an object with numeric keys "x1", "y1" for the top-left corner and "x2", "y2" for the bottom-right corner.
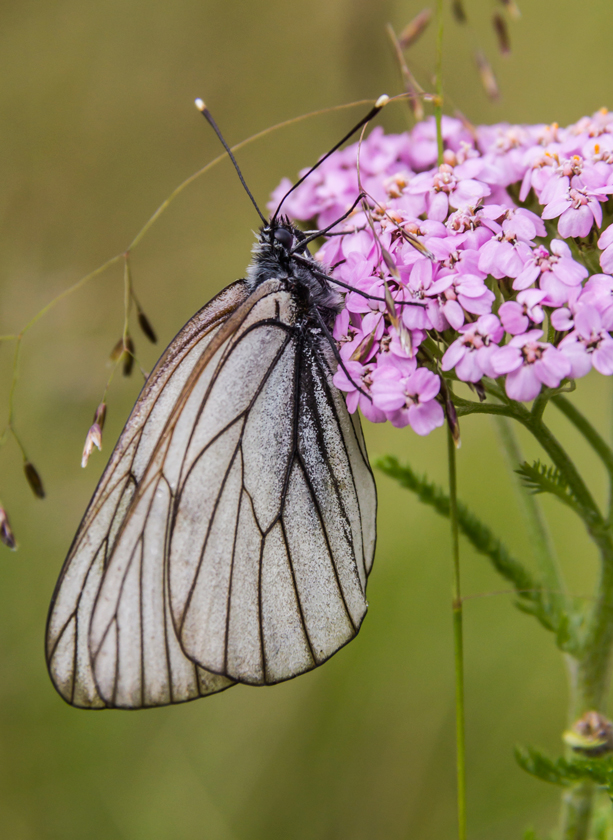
[
  {"x1": 110, "y1": 336, "x2": 136, "y2": 376},
  {"x1": 93, "y1": 402, "x2": 107, "y2": 431},
  {"x1": 350, "y1": 331, "x2": 376, "y2": 363},
  {"x1": 383, "y1": 281, "x2": 400, "y2": 326},
  {"x1": 563, "y1": 711, "x2": 613, "y2": 756},
  {"x1": 446, "y1": 399, "x2": 461, "y2": 449},
  {"x1": 398, "y1": 9, "x2": 432, "y2": 49},
  {"x1": 0, "y1": 507, "x2": 16, "y2": 550},
  {"x1": 137, "y1": 309, "x2": 157, "y2": 344},
  {"x1": 381, "y1": 246, "x2": 401, "y2": 283},
  {"x1": 475, "y1": 50, "x2": 499, "y2": 100},
  {"x1": 469, "y1": 381, "x2": 487, "y2": 402},
  {"x1": 122, "y1": 335, "x2": 135, "y2": 377},
  {"x1": 24, "y1": 461, "x2": 45, "y2": 499},
  {"x1": 401, "y1": 230, "x2": 434, "y2": 260},
  {"x1": 110, "y1": 338, "x2": 124, "y2": 362},
  {"x1": 81, "y1": 423, "x2": 103, "y2": 469}
]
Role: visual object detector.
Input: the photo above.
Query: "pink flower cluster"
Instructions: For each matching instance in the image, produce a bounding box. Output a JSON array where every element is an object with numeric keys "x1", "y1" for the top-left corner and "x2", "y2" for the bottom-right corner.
[{"x1": 271, "y1": 109, "x2": 613, "y2": 435}]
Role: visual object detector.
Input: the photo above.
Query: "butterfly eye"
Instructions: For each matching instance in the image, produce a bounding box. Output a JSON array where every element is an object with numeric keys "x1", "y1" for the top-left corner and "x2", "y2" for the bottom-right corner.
[{"x1": 273, "y1": 228, "x2": 293, "y2": 250}]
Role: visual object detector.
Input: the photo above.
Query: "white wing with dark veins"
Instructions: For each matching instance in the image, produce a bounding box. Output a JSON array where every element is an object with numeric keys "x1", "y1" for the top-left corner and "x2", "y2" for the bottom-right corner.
[{"x1": 47, "y1": 277, "x2": 377, "y2": 709}]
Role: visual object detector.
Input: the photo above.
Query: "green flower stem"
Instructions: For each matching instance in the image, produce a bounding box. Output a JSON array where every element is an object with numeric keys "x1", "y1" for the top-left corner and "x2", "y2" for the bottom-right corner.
[
  {"x1": 551, "y1": 396, "x2": 613, "y2": 477},
  {"x1": 447, "y1": 425, "x2": 467, "y2": 840},
  {"x1": 456, "y1": 395, "x2": 613, "y2": 840},
  {"x1": 552, "y1": 395, "x2": 613, "y2": 523},
  {"x1": 455, "y1": 398, "x2": 604, "y2": 536},
  {"x1": 560, "y1": 523, "x2": 613, "y2": 840},
  {"x1": 493, "y1": 416, "x2": 566, "y2": 614},
  {"x1": 560, "y1": 783, "x2": 594, "y2": 840}
]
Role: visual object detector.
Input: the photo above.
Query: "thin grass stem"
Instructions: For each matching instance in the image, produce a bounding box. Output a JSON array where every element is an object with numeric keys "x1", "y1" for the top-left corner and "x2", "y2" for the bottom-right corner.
[
  {"x1": 434, "y1": 0, "x2": 444, "y2": 166},
  {"x1": 448, "y1": 425, "x2": 466, "y2": 840}
]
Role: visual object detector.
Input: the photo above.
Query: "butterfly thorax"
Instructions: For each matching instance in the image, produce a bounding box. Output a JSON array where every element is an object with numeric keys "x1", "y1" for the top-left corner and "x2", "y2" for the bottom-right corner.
[{"x1": 245, "y1": 220, "x2": 342, "y2": 328}]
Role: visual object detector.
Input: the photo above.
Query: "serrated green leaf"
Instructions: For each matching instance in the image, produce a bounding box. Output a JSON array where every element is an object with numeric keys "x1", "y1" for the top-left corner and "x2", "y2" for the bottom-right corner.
[
  {"x1": 516, "y1": 745, "x2": 613, "y2": 797},
  {"x1": 375, "y1": 455, "x2": 571, "y2": 641},
  {"x1": 516, "y1": 460, "x2": 582, "y2": 514},
  {"x1": 515, "y1": 745, "x2": 571, "y2": 786}
]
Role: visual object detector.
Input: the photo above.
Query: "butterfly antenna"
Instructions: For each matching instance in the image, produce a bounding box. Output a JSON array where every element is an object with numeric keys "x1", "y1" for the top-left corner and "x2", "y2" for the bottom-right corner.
[
  {"x1": 272, "y1": 94, "x2": 390, "y2": 224},
  {"x1": 195, "y1": 99, "x2": 267, "y2": 225}
]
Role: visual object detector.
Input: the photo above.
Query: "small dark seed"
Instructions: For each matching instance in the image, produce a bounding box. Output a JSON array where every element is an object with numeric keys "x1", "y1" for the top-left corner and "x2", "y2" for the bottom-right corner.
[
  {"x1": 137, "y1": 310, "x2": 157, "y2": 344},
  {"x1": 24, "y1": 462, "x2": 45, "y2": 499}
]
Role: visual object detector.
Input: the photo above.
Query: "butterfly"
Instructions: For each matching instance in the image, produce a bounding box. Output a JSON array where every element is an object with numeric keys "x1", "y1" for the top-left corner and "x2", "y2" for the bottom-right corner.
[{"x1": 45, "y1": 99, "x2": 385, "y2": 709}]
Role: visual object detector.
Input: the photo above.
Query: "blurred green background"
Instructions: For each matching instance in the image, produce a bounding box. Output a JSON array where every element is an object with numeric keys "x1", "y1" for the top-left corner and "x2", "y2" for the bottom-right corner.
[{"x1": 1, "y1": 0, "x2": 613, "y2": 837}]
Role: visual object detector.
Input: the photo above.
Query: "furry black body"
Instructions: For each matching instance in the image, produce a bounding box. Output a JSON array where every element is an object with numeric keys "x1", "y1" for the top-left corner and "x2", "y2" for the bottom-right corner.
[{"x1": 245, "y1": 218, "x2": 342, "y2": 331}]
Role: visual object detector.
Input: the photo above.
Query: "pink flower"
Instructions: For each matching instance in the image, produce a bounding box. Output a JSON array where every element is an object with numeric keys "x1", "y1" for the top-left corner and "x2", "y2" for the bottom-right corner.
[
  {"x1": 477, "y1": 123, "x2": 533, "y2": 186},
  {"x1": 426, "y1": 272, "x2": 494, "y2": 329},
  {"x1": 598, "y1": 224, "x2": 613, "y2": 273},
  {"x1": 441, "y1": 314, "x2": 503, "y2": 381},
  {"x1": 491, "y1": 330, "x2": 571, "y2": 401},
  {"x1": 550, "y1": 287, "x2": 583, "y2": 331},
  {"x1": 580, "y1": 274, "x2": 613, "y2": 315},
  {"x1": 408, "y1": 162, "x2": 490, "y2": 222},
  {"x1": 480, "y1": 204, "x2": 546, "y2": 241},
  {"x1": 371, "y1": 366, "x2": 444, "y2": 434},
  {"x1": 271, "y1": 109, "x2": 613, "y2": 434},
  {"x1": 499, "y1": 289, "x2": 547, "y2": 335},
  {"x1": 478, "y1": 234, "x2": 533, "y2": 279},
  {"x1": 559, "y1": 305, "x2": 613, "y2": 378},
  {"x1": 541, "y1": 185, "x2": 610, "y2": 238},
  {"x1": 332, "y1": 361, "x2": 387, "y2": 422},
  {"x1": 513, "y1": 240, "x2": 587, "y2": 306}
]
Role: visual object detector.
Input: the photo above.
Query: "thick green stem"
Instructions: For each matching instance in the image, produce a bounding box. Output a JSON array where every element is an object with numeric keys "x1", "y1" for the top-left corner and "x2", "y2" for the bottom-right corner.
[
  {"x1": 560, "y1": 783, "x2": 594, "y2": 840},
  {"x1": 448, "y1": 427, "x2": 466, "y2": 840},
  {"x1": 457, "y1": 395, "x2": 613, "y2": 840},
  {"x1": 561, "y1": 546, "x2": 613, "y2": 839},
  {"x1": 574, "y1": 554, "x2": 613, "y2": 714}
]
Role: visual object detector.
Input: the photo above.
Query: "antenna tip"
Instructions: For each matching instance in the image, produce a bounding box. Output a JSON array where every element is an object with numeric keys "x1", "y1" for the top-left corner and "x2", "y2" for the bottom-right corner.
[
  {"x1": 375, "y1": 94, "x2": 390, "y2": 109},
  {"x1": 194, "y1": 98, "x2": 206, "y2": 112}
]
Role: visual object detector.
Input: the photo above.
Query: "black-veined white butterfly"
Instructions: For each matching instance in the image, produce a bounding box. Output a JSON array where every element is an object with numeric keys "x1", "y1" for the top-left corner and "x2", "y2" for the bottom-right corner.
[{"x1": 45, "y1": 98, "x2": 385, "y2": 709}]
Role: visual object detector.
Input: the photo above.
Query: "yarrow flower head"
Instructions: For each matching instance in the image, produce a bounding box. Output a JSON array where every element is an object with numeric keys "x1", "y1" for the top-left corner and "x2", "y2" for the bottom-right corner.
[{"x1": 271, "y1": 109, "x2": 613, "y2": 436}]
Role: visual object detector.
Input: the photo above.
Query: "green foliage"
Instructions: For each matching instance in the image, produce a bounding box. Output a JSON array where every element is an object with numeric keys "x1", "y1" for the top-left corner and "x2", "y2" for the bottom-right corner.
[
  {"x1": 522, "y1": 829, "x2": 549, "y2": 840},
  {"x1": 516, "y1": 460, "x2": 582, "y2": 514},
  {"x1": 515, "y1": 745, "x2": 613, "y2": 800},
  {"x1": 376, "y1": 455, "x2": 582, "y2": 654},
  {"x1": 377, "y1": 455, "x2": 538, "y2": 596}
]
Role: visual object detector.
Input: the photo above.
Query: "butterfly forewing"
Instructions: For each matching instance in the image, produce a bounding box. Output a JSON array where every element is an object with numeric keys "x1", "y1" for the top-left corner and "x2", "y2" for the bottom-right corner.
[
  {"x1": 47, "y1": 260, "x2": 377, "y2": 708},
  {"x1": 46, "y1": 281, "x2": 249, "y2": 708}
]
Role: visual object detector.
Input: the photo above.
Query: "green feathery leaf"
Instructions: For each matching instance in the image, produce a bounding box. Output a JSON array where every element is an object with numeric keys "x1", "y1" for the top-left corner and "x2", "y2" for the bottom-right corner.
[
  {"x1": 375, "y1": 455, "x2": 581, "y2": 652},
  {"x1": 376, "y1": 455, "x2": 536, "y2": 594},
  {"x1": 515, "y1": 745, "x2": 613, "y2": 801},
  {"x1": 515, "y1": 459, "x2": 582, "y2": 513}
]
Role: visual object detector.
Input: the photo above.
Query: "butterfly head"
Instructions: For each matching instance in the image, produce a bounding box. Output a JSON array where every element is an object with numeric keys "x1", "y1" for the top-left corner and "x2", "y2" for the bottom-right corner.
[
  {"x1": 245, "y1": 221, "x2": 342, "y2": 320},
  {"x1": 265, "y1": 218, "x2": 309, "y2": 258},
  {"x1": 246, "y1": 219, "x2": 305, "y2": 286}
]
